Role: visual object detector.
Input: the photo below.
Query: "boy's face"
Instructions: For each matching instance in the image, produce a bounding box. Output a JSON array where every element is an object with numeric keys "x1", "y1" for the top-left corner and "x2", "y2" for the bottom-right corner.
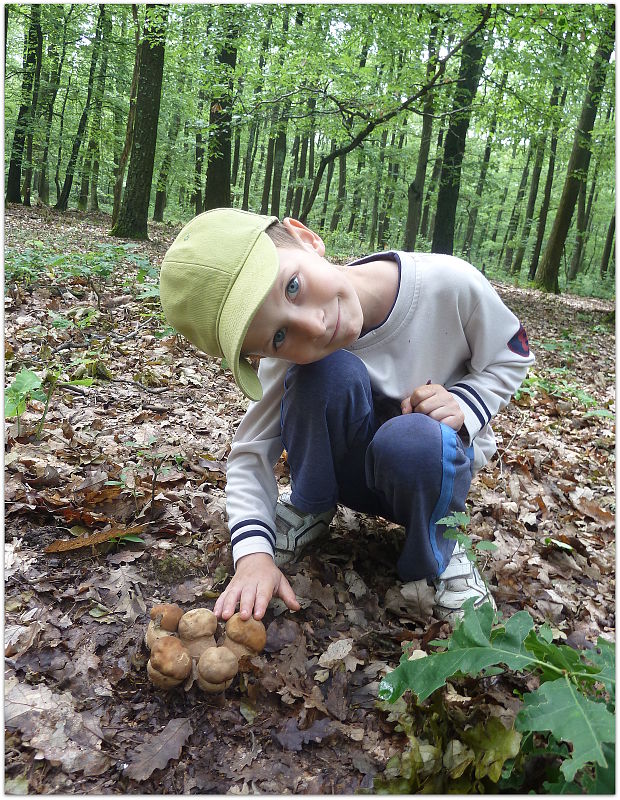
[{"x1": 243, "y1": 222, "x2": 363, "y2": 364}]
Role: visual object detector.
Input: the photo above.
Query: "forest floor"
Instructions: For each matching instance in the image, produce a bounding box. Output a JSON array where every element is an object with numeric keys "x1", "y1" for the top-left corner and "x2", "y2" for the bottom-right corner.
[{"x1": 4, "y1": 205, "x2": 615, "y2": 794}]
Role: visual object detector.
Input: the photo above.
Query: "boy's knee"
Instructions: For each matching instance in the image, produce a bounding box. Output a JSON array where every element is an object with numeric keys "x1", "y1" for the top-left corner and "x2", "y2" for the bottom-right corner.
[{"x1": 367, "y1": 414, "x2": 444, "y2": 488}]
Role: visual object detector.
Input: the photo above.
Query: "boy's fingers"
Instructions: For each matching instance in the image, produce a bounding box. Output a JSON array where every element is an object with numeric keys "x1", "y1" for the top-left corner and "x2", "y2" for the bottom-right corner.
[
  {"x1": 401, "y1": 397, "x2": 413, "y2": 414},
  {"x1": 277, "y1": 575, "x2": 300, "y2": 611},
  {"x1": 238, "y1": 584, "x2": 258, "y2": 620}
]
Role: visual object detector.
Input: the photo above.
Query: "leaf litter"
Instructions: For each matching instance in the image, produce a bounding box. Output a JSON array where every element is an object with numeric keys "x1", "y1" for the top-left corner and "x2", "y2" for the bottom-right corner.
[{"x1": 4, "y1": 206, "x2": 615, "y2": 793}]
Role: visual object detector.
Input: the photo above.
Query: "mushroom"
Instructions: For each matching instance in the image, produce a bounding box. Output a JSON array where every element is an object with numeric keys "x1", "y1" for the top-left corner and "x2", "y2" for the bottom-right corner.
[
  {"x1": 146, "y1": 636, "x2": 192, "y2": 689},
  {"x1": 222, "y1": 612, "x2": 267, "y2": 660},
  {"x1": 178, "y1": 608, "x2": 218, "y2": 659},
  {"x1": 197, "y1": 646, "x2": 239, "y2": 693},
  {"x1": 144, "y1": 603, "x2": 184, "y2": 650}
]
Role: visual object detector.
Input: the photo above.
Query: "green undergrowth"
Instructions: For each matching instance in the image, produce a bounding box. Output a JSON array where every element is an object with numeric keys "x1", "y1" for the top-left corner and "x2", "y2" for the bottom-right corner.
[{"x1": 374, "y1": 602, "x2": 614, "y2": 794}]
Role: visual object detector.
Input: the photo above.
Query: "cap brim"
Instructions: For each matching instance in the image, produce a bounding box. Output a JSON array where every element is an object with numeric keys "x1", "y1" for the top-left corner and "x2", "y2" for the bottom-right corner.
[{"x1": 219, "y1": 232, "x2": 279, "y2": 401}]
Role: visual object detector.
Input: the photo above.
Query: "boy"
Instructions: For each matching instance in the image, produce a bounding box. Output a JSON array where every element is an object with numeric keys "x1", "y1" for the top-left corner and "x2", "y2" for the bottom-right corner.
[{"x1": 159, "y1": 208, "x2": 534, "y2": 624}]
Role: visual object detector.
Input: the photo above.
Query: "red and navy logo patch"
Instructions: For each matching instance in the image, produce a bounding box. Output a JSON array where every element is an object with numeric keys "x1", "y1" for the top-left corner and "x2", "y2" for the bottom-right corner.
[{"x1": 507, "y1": 324, "x2": 530, "y2": 356}]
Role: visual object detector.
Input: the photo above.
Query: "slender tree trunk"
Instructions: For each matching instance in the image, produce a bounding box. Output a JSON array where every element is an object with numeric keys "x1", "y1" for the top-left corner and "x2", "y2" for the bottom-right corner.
[
  {"x1": 329, "y1": 151, "x2": 347, "y2": 232},
  {"x1": 55, "y1": 5, "x2": 105, "y2": 211},
  {"x1": 432, "y1": 21, "x2": 486, "y2": 255},
  {"x1": 204, "y1": 10, "x2": 238, "y2": 211},
  {"x1": 77, "y1": 7, "x2": 111, "y2": 211},
  {"x1": 535, "y1": 18, "x2": 614, "y2": 292},
  {"x1": 294, "y1": 96, "x2": 315, "y2": 218},
  {"x1": 284, "y1": 134, "x2": 300, "y2": 217},
  {"x1": 241, "y1": 16, "x2": 272, "y2": 211},
  {"x1": 420, "y1": 125, "x2": 444, "y2": 241},
  {"x1": 567, "y1": 180, "x2": 587, "y2": 282},
  {"x1": 462, "y1": 70, "x2": 508, "y2": 259},
  {"x1": 379, "y1": 131, "x2": 405, "y2": 247},
  {"x1": 110, "y1": 4, "x2": 168, "y2": 238},
  {"x1": 260, "y1": 123, "x2": 276, "y2": 215},
  {"x1": 528, "y1": 44, "x2": 570, "y2": 279},
  {"x1": 319, "y1": 141, "x2": 336, "y2": 231},
  {"x1": 510, "y1": 134, "x2": 546, "y2": 276},
  {"x1": 112, "y1": 4, "x2": 140, "y2": 226},
  {"x1": 369, "y1": 128, "x2": 389, "y2": 249},
  {"x1": 22, "y1": 11, "x2": 43, "y2": 207},
  {"x1": 600, "y1": 213, "x2": 615, "y2": 278},
  {"x1": 270, "y1": 113, "x2": 289, "y2": 217},
  {"x1": 6, "y1": 4, "x2": 41, "y2": 203},
  {"x1": 153, "y1": 104, "x2": 182, "y2": 221},
  {"x1": 347, "y1": 149, "x2": 365, "y2": 233},
  {"x1": 404, "y1": 14, "x2": 439, "y2": 250},
  {"x1": 501, "y1": 143, "x2": 533, "y2": 268}
]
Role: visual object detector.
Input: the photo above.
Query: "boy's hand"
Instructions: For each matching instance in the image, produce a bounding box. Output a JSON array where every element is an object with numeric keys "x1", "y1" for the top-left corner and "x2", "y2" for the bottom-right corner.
[
  {"x1": 213, "y1": 552, "x2": 300, "y2": 622},
  {"x1": 401, "y1": 383, "x2": 465, "y2": 431}
]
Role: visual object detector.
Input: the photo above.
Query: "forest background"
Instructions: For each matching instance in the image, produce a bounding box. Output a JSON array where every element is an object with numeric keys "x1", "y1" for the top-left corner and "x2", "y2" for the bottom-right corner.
[{"x1": 4, "y1": 3, "x2": 616, "y2": 297}]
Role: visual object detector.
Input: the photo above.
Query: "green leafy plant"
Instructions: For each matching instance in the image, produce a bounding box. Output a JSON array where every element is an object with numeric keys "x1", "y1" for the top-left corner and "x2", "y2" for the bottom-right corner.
[
  {"x1": 438, "y1": 511, "x2": 498, "y2": 563},
  {"x1": 515, "y1": 369, "x2": 599, "y2": 408},
  {"x1": 5, "y1": 366, "x2": 93, "y2": 438},
  {"x1": 377, "y1": 602, "x2": 615, "y2": 793}
]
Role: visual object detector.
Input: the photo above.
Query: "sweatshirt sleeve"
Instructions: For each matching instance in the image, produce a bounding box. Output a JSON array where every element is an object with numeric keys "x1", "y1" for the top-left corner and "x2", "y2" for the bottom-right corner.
[
  {"x1": 225, "y1": 357, "x2": 290, "y2": 567},
  {"x1": 445, "y1": 260, "x2": 535, "y2": 444}
]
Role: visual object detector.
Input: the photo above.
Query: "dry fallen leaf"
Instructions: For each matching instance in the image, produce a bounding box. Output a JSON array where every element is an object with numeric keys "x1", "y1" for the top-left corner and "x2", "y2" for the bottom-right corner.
[{"x1": 123, "y1": 718, "x2": 193, "y2": 781}]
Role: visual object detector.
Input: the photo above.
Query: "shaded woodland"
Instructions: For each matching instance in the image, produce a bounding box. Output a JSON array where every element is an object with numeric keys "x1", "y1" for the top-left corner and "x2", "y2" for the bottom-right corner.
[{"x1": 4, "y1": 3, "x2": 616, "y2": 296}]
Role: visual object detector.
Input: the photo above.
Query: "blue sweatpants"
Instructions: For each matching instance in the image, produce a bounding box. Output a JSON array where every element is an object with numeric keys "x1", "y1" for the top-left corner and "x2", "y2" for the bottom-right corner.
[{"x1": 280, "y1": 350, "x2": 474, "y2": 582}]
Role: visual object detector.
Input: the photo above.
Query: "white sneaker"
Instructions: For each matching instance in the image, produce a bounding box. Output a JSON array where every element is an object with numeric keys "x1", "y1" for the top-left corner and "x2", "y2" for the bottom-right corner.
[
  {"x1": 274, "y1": 490, "x2": 335, "y2": 566},
  {"x1": 433, "y1": 541, "x2": 496, "y2": 622}
]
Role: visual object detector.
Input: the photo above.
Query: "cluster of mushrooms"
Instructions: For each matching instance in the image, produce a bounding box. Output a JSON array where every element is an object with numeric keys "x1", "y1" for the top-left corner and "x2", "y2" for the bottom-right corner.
[{"x1": 144, "y1": 604, "x2": 266, "y2": 693}]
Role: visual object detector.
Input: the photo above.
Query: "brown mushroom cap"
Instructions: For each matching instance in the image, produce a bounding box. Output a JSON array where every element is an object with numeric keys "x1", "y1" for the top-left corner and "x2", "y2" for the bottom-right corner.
[
  {"x1": 150, "y1": 603, "x2": 184, "y2": 632},
  {"x1": 178, "y1": 609, "x2": 217, "y2": 659},
  {"x1": 148, "y1": 636, "x2": 192, "y2": 688},
  {"x1": 197, "y1": 646, "x2": 238, "y2": 693},
  {"x1": 178, "y1": 608, "x2": 218, "y2": 640},
  {"x1": 222, "y1": 613, "x2": 267, "y2": 659}
]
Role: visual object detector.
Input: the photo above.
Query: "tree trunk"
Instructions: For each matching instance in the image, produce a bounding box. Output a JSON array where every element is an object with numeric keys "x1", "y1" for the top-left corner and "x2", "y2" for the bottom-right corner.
[
  {"x1": 379, "y1": 130, "x2": 405, "y2": 247},
  {"x1": 153, "y1": 104, "x2": 182, "y2": 221},
  {"x1": 241, "y1": 14, "x2": 273, "y2": 211},
  {"x1": 489, "y1": 140, "x2": 517, "y2": 244},
  {"x1": 260, "y1": 124, "x2": 276, "y2": 215},
  {"x1": 319, "y1": 141, "x2": 337, "y2": 231},
  {"x1": 22, "y1": 10, "x2": 43, "y2": 207},
  {"x1": 404, "y1": 14, "x2": 439, "y2": 250},
  {"x1": 329, "y1": 151, "x2": 347, "y2": 232},
  {"x1": 111, "y1": 4, "x2": 140, "y2": 226},
  {"x1": 510, "y1": 133, "x2": 546, "y2": 276},
  {"x1": 431, "y1": 21, "x2": 486, "y2": 255},
  {"x1": 368, "y1": 128, "x2": 389, "y2": 249},
  {"x1": 535, "y1": 17, "x2": 614, "y2": 292},
  {"x1": 462, "y1": 70, "x2": 507, "y2": 259},
  {"x1": 600, "y1": 213, "x2": 615, "y2": 278},
  {"x1": 284, "y1": 134, "x2": 300, "y2": 217},
  {"x1": 528, "y1": 44, "x2": 570, "y2": 279},
  {"x1": 567, "y1": 180, "x2": 587, "y2": 282},
  {"x1": 76, "y1": 7, "x2": 111, "y2": 211},
  {"x1": 347, "y1": 149, "x2": 365, "y2": 233},
  {"x1": 501, "y1": 143, "x2": 533, "y2": 268},
  {"x1": 110, "y1": 4, "x2": 168, "y2": 238},
  {"x1": 55, "y1": 5, "x2": 105, "y2": 211},
  {"x1": 204, "y1": 10, "x2": 238, "y2": 211},
  {"x1": 6, "y1": 4, "x2": 41, "y2": 203},
  {"x1": 420, "y1": 124, "x2": 444, "y2": 241},
  {"x1": 270, "y1": 114, "x2": 289, "y2": 217}
]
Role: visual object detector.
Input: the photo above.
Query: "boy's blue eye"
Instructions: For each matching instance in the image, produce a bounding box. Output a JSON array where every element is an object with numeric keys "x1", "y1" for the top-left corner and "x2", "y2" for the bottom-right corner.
[
  {"x1": 273, "y1": 328, "x2": 286, "y2": 349},
  {"x1": 286, "y1": 276, "x2": 300, "y2": 299}
]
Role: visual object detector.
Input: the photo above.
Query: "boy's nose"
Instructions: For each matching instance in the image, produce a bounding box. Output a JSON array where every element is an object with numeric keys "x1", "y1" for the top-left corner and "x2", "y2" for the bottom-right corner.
[{"x1": 298, "y1": 308, "x2": 326, "y2": 338}]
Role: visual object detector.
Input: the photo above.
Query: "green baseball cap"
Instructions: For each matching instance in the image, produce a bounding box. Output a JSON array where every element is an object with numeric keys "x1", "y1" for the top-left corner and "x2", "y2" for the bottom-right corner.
[{"x1": 159, "y1": 208, "x2": 279, "y2": 401}]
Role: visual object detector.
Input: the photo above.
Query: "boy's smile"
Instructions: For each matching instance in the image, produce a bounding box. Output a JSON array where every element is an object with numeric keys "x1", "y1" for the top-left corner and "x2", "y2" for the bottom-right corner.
[{"x1": 242, "y1": 223, "x2": 365, "y2": 364}]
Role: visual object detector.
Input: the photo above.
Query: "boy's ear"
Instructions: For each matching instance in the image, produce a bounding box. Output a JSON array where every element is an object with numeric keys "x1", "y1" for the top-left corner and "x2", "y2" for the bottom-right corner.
[{"x1": 281, "y1": 217, "x2": 325, "y2": 256}]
